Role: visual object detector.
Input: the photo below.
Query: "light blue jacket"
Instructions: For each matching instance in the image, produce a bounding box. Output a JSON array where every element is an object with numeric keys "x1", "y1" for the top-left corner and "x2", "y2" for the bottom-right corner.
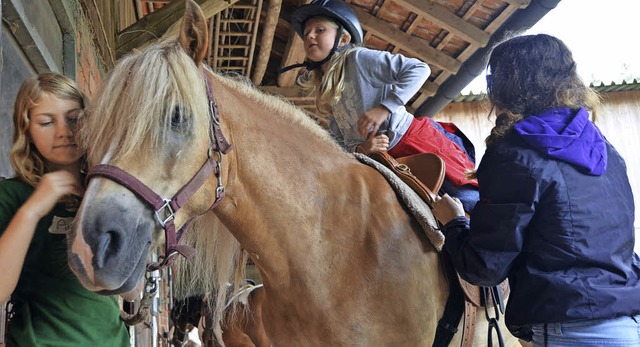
[{"x1": 328, "y1": 46, "x2": 430, "y2": 151}]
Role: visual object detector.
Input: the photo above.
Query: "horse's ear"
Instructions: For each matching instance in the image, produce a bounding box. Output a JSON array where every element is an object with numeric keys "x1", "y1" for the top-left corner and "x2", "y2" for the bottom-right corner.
[{"x1": 179, "y1": 0, "x2": 209, "y2": 65}]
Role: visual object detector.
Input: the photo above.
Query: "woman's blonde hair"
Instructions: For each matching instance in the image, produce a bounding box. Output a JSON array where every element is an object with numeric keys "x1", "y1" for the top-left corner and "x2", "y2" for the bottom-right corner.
[
  {"x1": 299, "y1": 16, "x2": 356, "y2": 115},
  {"x1": 10, "y1": 72, "x2": 86, "y2": 187}
]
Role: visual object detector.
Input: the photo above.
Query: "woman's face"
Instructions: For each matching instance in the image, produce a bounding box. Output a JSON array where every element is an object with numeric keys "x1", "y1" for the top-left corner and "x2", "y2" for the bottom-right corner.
[
  {"x1": 28, "y1": 92, "x2": 82, "y2": 171},
  {"x1": 303, "y1": 17, "x2": 340, "y2": 62}
]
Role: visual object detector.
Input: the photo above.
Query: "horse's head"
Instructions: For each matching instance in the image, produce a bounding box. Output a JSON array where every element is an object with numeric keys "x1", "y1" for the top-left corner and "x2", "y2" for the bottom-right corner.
[{"x1": 68, "y1": 0, "x2": 221, "y2": 294}]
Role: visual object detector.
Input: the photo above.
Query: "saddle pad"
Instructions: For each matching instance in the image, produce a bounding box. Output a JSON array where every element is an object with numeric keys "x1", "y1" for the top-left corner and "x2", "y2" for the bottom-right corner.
[{"x1": 354, "y1": 153, "x2": 444, "y2": 251}]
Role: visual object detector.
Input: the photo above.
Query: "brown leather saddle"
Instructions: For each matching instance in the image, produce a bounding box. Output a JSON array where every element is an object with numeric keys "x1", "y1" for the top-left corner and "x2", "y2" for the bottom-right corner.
[{"x1": 368, "y1": 151, "x2": 509, "y2": 347}]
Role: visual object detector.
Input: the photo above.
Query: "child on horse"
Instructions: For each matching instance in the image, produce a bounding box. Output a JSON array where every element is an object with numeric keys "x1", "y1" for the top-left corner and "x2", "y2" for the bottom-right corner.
[
  {"x1": 289, "y1": 0, "x2": 479, "y2": 212},
  {"x1": 0, "y1": 73, "x2": 130, "y2": 346}
]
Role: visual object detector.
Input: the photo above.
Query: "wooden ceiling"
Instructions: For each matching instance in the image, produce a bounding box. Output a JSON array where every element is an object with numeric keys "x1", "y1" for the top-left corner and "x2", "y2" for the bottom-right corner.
[{"x1": 90, "y1": 0, "x2": 535, "y2": 116}]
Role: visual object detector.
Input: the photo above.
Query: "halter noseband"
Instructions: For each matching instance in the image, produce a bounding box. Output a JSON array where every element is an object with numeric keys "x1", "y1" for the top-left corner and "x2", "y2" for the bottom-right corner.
[{"x1": 87, "y1": 72, "x2": 232, "y2": 271}]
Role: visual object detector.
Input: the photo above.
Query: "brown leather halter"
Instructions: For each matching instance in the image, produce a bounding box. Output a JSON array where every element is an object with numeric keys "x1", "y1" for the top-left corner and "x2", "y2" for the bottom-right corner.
[{"x1": 87, "y1": 72, "x2": 232, "y2": 271}]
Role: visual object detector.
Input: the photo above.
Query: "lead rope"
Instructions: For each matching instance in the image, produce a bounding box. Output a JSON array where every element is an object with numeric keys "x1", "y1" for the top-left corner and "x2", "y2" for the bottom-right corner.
[{"x1": 120, "y1": 269, "x2": 161, "y2": 326}]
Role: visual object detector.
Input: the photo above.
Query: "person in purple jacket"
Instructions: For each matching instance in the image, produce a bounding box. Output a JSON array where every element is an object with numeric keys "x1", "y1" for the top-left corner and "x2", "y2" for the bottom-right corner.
[{"x1": 432, "y1": 34, "x2": 640, "y2": 346}]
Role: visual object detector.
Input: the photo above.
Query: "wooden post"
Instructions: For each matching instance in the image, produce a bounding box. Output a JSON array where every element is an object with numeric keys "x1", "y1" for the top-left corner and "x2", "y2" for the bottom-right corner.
[{"x1": 251, "y1": 0, "x2": 281, "y2": 85}]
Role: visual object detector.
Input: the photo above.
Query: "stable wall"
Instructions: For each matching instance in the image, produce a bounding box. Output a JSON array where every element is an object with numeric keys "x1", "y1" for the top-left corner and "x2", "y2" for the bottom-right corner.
[{"x1": 0, "y1": 0, "x2": 105, "y2": 178}]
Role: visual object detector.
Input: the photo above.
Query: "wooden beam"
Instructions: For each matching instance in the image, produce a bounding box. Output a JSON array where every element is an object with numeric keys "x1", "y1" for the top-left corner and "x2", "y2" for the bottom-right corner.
[
  {"x1": 277, "y1": 0, "x2": 311, "y2": 87},
  {"x1": 277, "y1": 30, "x2": 306, "y2": 87},
  {"x1": 117, "y1": 0, "x2": 195, "y2": 57},
  {"x1": 116, "y1": 0, "x2": 237, "y2": 58},
  {"x1": 252, "y1": 0, "x2": 281, "y2": 85},
  {"x1": 419, "y1": 81, "x2": 438, "y2": 97},
  {"x1": 503, "y1": 0, "x2": 531, "y2": 8},
  {"x1": 395, "y1": 0, "x2": 490, "y2": 47},
  {"x1": 246, "y1": 0, "x2": 264, "y2": 79},
  {"x1": 162, "y1": 0, "x2": 240, "y2": 40},
  {"x1": 354, "y1": 7, "x2": 461, "y2": 73}
]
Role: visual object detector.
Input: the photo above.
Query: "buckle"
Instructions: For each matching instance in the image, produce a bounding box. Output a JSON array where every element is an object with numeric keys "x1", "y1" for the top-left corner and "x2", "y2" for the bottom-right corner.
[{"x1": 154, "y1": 199, "x2": 175, "y2": 226}]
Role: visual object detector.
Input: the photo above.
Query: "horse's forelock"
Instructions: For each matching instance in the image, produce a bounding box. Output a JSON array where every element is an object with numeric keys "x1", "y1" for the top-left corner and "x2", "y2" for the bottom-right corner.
[{"x1": 82, "y1": 40, "x2": 210, "y2": 166}]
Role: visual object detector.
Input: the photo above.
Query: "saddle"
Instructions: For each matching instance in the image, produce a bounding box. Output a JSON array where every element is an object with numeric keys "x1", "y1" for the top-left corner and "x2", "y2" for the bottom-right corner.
[
  {"x1": 368, "y1": 151, "x2": 443, "y2": 207},
  {"x1": 368, "y1": 151, "x2": 509, "y2": 347}
]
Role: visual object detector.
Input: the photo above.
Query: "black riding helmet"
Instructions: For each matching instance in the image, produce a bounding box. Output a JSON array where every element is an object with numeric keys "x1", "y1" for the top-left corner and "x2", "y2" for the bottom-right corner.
[
  {"x1": 280, "y1": 0, "x2": 363, "y2": 73},
  {"x1": 290, "y1": 0, "x2": 363, "y2": 45}
]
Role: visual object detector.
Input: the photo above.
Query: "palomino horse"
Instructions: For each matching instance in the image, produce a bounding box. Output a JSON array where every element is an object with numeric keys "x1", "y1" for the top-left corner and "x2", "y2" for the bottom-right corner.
[{"x1": 68, "y1": 1, "x2": 519, "y2": 345}]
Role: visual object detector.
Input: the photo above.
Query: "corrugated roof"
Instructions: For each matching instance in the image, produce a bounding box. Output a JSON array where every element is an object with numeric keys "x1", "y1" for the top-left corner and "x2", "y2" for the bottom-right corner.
[{"x1": 453, "y1": 79, "x2": 640, "y2": 103}]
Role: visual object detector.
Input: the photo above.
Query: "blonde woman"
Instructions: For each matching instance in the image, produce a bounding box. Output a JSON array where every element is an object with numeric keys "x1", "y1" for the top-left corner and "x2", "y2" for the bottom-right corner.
[
  {"x1": 0, "y1": 73, "x2": 130, "y2": 346},
  {"x1": 289, "y1": 0, "x2": 479, "y2": 211}
]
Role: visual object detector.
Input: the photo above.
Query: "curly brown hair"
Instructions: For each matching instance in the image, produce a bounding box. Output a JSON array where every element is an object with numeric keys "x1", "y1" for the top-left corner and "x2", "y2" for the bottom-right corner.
[{"x1": 485, "y1": 34, "x2": 601, "y2": 147}]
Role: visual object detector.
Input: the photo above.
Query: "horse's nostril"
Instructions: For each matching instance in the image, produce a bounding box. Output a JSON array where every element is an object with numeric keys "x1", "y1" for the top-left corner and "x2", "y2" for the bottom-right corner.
[{"x1": 94, "y1": 229, "x2": 122, "y2": 269}]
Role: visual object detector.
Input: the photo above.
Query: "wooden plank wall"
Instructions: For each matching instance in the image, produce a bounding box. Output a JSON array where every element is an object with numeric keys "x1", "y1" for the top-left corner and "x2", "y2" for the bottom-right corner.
[{"x1": 77, "y1": 0, "x2": 139, "y2": 68}]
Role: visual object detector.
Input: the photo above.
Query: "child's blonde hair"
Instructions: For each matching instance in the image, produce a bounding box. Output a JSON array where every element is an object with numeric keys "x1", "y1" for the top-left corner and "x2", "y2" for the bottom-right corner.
[
  {"x1": 299, "y1": 16, "x2": 356, "y2": 115},
  {"x1": 10, "y1": 72, "x2": 86, "y2": 187}
]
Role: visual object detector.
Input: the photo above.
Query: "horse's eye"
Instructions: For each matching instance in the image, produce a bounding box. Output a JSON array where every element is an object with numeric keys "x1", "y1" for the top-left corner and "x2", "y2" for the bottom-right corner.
[{"x1": 171, "y1": 106, "x2": 187, "y2": 129}]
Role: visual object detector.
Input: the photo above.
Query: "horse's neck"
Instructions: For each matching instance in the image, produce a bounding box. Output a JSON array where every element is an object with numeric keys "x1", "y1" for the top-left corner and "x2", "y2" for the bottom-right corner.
[{"x1": 212, "y1": 81, "x2": 383, "y2": 278}]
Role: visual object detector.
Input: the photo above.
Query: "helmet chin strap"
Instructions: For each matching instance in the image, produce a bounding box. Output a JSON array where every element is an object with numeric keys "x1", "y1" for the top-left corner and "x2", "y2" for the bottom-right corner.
[{"x1": 279, "y1": 26, "x2": 345, "y2": 74}]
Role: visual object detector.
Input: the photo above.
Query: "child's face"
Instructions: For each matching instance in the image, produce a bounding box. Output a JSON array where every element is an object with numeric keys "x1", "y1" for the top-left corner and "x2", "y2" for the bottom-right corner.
[
  {"x1": 303, "y1": 17, "x2": 340, "y2": 62},
  {"x1": 28, "y1": 92, "x2": 83, "y2": 170}
]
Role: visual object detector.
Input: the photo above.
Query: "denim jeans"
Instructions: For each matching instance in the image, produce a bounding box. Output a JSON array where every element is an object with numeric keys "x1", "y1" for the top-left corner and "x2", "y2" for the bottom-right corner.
[
  {"x1": 531, "y1": 315, "x2": 640, "y2": 346},
  {"x1": 440, "y1": 178, "x2": 479, "y2": 213}
]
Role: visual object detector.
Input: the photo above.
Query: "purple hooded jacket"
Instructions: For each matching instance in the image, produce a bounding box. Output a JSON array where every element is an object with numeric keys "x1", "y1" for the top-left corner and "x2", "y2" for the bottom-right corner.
[{"x1": 513, "y1": 107, "x2": 607, "y2": 175}]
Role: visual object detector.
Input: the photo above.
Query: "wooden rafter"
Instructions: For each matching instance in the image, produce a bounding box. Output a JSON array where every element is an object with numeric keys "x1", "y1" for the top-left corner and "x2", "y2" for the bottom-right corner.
[
  {"x1": 353, "y1": 6, "x2": 461, "y2": 73},
  {"x1": 394, "y1": 0, "x2": 490, "y2": 48},
  {"x1": 503, "y1": 0, "x2": 531, "y2": 7},
  {"x1": 432, "y1": 1, "x2": 529, "y2": 85}
]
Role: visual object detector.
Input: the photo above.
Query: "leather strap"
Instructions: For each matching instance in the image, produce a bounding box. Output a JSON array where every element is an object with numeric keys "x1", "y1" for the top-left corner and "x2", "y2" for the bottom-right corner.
[
  {"x1": 461, "y1": 301, "x2": 476, "y2": 347},
  {"x1": 433, "y1": 274, "x2": 464, "y2": 347}
]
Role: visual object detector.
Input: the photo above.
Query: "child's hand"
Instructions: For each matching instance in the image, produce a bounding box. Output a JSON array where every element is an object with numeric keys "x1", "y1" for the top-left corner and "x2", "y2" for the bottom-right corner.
[
  {"x1": 432, "y1": 194, "x2": 465, "y2": 224},
  {"x1": 357, "y1": 105, "x2": 390, "y2": 136},
  {"x1": 358, "y1": 134, "x2": 390, "y2": 154},
  {"x1": 22, "y1": 171, "x2": 84, "y2": 219}
]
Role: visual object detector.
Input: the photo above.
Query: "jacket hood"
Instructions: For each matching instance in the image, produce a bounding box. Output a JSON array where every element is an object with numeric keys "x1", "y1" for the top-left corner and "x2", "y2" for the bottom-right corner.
[{"x1": 513, "y1": 107, "x2": 607, "y2": 175}]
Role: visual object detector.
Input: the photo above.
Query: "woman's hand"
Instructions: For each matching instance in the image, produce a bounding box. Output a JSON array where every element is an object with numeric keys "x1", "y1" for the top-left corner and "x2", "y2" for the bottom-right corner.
[
  {"x1": 357, "y1": 134, "x2": 390, "y2": 154},
  {"x1": 432, "y1": 194, "x2": 465, "y2": 224},
  {"x1": 21, "y1": 171, "x2": 83, "y2": 219},
  {"x1": 357, "y1": 105, "x2": 390, "y2": 137}
]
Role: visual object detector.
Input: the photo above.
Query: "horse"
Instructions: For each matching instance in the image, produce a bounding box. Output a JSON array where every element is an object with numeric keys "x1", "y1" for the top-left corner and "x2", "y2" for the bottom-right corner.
[
  {"x1": 171, "y1": 281, "x2": 270, "y2": 347},
  {"x1": 68, "y1": 0, "x2": 519, "y2": 345}
]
